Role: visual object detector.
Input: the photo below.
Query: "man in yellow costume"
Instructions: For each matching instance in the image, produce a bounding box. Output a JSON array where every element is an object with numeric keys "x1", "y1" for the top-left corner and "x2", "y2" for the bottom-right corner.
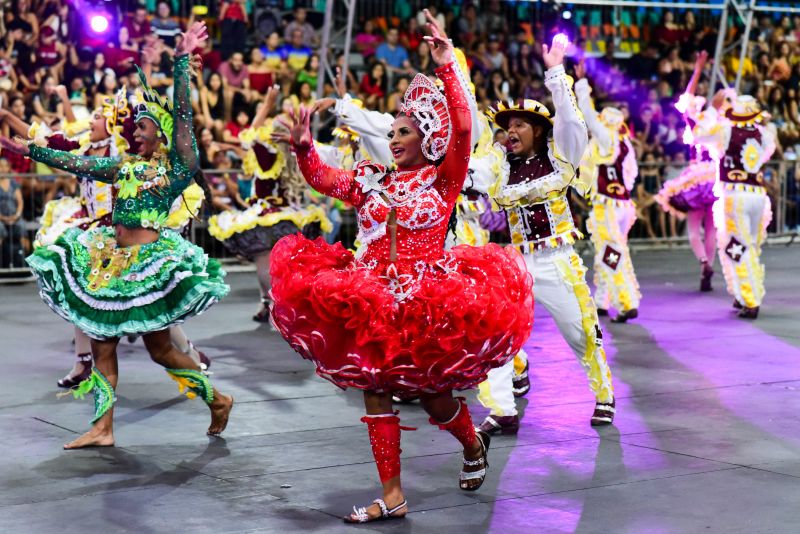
[
  {"x1": 691, "y1": 92, "x2": 776, "y2": 319},
  {"x1": 574, "y1": 65, "x2": 641, "y2": 323},
  {"x1": 487, "y1": 35, "x2": 615, "y2": 426}
]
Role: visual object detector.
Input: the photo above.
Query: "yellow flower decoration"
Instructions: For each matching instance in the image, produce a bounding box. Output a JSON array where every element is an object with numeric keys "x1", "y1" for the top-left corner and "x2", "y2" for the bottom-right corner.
[{"x1": 740, "y1": 138, "x2": 761, "y2": 174}]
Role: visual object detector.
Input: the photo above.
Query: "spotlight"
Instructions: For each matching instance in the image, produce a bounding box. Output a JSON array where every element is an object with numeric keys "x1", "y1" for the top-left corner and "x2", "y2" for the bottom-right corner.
[
  {"x1": 562, "y1": 10, "x2": 572, "y2": 20},
  {"x1": 89, "y1": 14, "x2": 110, "y2": 34}
]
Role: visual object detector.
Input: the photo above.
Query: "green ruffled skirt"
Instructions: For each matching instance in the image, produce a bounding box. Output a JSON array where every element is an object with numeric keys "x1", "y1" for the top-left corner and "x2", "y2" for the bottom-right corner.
[{"x1": 26, "y1": 227, "x2": 229, "y2": 339}]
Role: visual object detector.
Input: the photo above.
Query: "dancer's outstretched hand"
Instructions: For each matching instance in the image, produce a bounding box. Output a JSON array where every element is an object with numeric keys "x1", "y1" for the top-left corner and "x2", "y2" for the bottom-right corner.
[
  {"x1": 311, "y1": 98, "x2": 335, "y2": 115},
  {"x1": 177, "y1": 21, "x2": 208, "y2": 56},
  {"x1": 272, "y1": 107, "x2": 312, "y2": 148},
  {"x1": 574, "y1": 59, "x2": 587, "y2": 80},
  {"x1": 142, "y1": 41, "x2": 162, "y2": 65},
  {"x1": 189, "y1": 54, "x2": 203, "y2": 75},
  {"x1": 711, "y1": 89, "x2": 728, "y2": 110},
  {"x1": 423, "y1": 9, "x2": 453, "y2": 66},
  {"x1": 264, "y1": 85, "x2": 281, "y2": 113},
  {"x1": 695, "y1": 50, "x2": 709, "y2": 72},
  {"x1": 543, "y1": 33, "x2": 570, "y2": 69},
  {"x1": 335, "y1": 66, "x2": 347, "y2": 98},
  {"x1": 0, "y1": 135, "x2": 29, "y2": 155},
  {"x1": 54, "y1": 84, "x2": 69, "y2": 101}
]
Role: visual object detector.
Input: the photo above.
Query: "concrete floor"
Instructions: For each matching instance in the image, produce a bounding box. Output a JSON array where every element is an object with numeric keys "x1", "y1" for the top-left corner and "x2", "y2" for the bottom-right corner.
[{"x1": 1, "y1": 245, "x2": 799, "y2": 533}]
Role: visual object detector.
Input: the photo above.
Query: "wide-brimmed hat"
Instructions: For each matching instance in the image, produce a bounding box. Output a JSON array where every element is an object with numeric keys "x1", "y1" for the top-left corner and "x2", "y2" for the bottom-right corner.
[
  {"x1": 600, "y1": 106, "x2": 629, "y2": 134},
  {"x1": 487, "y1": 99, "x2": 554, "y2": 132},
  {"x1": 725, "y1": 95, "x2": 765, "y2": 126},
  {"x1": 332, "y1": 125, "x2": 360, "y2": 143}
]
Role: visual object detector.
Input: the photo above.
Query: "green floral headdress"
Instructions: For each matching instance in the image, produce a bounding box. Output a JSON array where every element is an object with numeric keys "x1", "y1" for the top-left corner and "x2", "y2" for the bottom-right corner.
[{"x1": 134, "y1": 66, "x2": 174, "y2": 152}]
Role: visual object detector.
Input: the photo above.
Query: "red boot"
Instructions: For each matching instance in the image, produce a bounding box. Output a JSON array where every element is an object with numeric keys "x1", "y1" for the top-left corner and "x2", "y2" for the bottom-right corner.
[
  {"x1": 429, "y1": 397, "x2": 490, "y2": 491},
  {"x1": 362, "y1": 413, "x2": 404, "y2": 483},
  {"x1": 344, "y1": 414, "x2": 410, "y2": 524}
]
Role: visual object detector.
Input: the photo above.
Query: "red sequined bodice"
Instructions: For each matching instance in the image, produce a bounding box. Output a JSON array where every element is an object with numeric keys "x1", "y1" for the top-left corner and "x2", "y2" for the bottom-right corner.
[
  {"x1": 292, "y1": 60, "x2": 472, "y2": 276},
  {"x1": 354, "y1": 164, "x2": 449, "y2": 266}
]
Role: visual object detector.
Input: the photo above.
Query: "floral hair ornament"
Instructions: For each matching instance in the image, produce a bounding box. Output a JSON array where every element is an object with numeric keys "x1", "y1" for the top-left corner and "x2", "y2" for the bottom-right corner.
[
  {"x1": 400, "y1": 74, "x2": 451, "y2": 161},
  {"x1": 134, "y1": 66, "x2": 174, "y2": 151}
]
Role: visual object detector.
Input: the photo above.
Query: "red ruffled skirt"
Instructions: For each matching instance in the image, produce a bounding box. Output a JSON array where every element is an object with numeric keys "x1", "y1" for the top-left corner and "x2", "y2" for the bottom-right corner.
[{"x1": 270, "y1": 235, "x2": 534, "y2": 393}]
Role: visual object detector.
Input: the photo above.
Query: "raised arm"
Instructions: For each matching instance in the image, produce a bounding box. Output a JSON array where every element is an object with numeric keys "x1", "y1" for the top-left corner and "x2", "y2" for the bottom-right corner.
[
  {"x1": 685, "y1": 50, "x2": 708, "y2": 97},
  {"x1": 295, "y1": 142, "x2": 358, "y2": 202},
  {"x1": 547, "y1": 65, "x2": 587, "y2": 166},
  {"x1": 252, "y1": 85, "x2": 280, "y2": 130},
  {"x1": 574, "y1": 77, "x2": 612, "y2": 155},
  {"x1": 169, "y1": 23, "x2": 207, "y2": 189},
  {"x1": 54, "y1": 85, "x2": 77, "y2": 125},
  {"x1": 274, "y1": 107, "x2": 359, "y2": 203},
  {"x1": 423, "y1": 9, "x2": 471, "y2": 205},
  {"x1": 434, "y1": 60, "x2": 472, "y2": 204},
  {"x1": 0, "y1": 109, "x2": 32, "y2": 139},
  {"x1": 544, "y1": 34, "x2": 587, "y2": 167},
  {"x1": 16, "y1": 142, "x2": 119, "y2": 182}
]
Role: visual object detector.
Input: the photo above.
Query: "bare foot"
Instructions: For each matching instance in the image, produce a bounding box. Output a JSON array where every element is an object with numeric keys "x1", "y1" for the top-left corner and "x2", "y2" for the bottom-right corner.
[
  {"x1": 63, "y1": 427, "x2": 115, "y2": 449},
  {"x1": 208, "y1": 394, "x2": 233, "y2": 436}
]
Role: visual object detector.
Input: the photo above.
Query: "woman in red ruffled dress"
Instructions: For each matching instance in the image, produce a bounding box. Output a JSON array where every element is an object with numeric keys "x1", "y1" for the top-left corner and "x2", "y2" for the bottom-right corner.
[{"x1": 270, "y1": 12, "x2": 533, "y2": 524}]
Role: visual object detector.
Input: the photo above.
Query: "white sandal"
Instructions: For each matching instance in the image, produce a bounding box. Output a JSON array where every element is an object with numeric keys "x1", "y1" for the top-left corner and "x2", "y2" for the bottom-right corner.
[
  {"x1": 460, "y1": 430, "x2": 490, "y2": 491},
  {"x1": 343, "y1": 498, "x2": 407, "y2": 524}
]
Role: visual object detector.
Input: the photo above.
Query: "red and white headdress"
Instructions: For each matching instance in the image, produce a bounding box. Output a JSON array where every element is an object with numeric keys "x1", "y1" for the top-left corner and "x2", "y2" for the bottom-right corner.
[{"x1": 400, "y1": 73, "x2": 451, "y2": 162}]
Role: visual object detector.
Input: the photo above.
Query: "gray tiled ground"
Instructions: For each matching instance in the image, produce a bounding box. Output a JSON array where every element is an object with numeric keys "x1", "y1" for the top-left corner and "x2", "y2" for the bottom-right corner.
[{"x1": 1, "y1": 245, "x2": 799, "y2": 533}]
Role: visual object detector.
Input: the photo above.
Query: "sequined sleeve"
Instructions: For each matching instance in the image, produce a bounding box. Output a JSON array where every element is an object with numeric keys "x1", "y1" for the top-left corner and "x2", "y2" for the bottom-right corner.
[
  {"x1": 293, "y1": 142, "x2": 359, "y2": 204},
  {"x1": 434, "y1": 61, "x2": 472, "y2": 205},
  {"x1": 28, "y1": 144, "x2": 119, "y2": 183},
  {"x1": 168, "y1": 54, "x2": 199, "y2": 193}
]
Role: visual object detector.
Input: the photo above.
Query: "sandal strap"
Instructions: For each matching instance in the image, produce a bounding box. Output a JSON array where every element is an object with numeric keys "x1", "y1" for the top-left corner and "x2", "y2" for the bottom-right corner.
[
  {"x1": 462, "y1": 456, "x2": 486, "y2": 467},
  {"x1": 460, "y1": 468, "x2": 486, "y2": 481},
  {"x1": 350, "y1": 506, "x2": 370, "y2": 523},
  {"x1": 348, "y1": 499, "x2": 406, "y2": 522},
  {"x1": 373, "y1": 499, "x2": 389, "y2": 517},
  {"x1": 377, "y1": 498, "x2": 407, "y2": 516}
]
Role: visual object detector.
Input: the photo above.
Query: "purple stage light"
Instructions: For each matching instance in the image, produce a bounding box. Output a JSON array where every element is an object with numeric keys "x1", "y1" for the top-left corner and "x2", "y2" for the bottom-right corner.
[{"x1": 89, "y1": 14, "x2": 110, "y2": 34}]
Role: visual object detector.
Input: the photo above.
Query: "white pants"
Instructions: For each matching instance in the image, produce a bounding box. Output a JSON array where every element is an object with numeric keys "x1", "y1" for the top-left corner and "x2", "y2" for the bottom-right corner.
[
  {"x1": 477, "y1": 350, "x2": 528, "y2": 417},
  {"x1": 713, "y1": 188, "x2": 771, "y2": 308},
  {"x1": 525, "y1": 246, "x2": 614, "y2": 403},
  {"x1": 587, "y1": 200, "x2": 641, "y2": 312}
]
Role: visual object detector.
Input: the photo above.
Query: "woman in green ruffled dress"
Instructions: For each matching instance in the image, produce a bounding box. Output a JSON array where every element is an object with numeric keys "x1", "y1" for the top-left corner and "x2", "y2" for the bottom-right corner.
[{"x1": 0, "y1": 22, "x2": 233, "y2": 449}]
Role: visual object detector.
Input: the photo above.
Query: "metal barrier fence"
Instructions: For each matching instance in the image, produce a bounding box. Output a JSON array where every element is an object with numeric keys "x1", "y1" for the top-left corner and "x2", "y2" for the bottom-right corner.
[
  {"x1": 325, "y1": 0, "x2": 724, "y2": 53},
  {"x1": 1, "y1": 161, "x2": 797, "y2": 272},
  {"x1": 0, "y1": 169, "x2": 360, "y2": 271}
]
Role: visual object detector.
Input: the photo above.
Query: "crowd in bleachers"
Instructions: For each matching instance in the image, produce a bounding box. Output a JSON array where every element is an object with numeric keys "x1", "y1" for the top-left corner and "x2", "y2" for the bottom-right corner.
[{"x1": 0, "y1": 1, "x2": 798, "y2": 266}]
